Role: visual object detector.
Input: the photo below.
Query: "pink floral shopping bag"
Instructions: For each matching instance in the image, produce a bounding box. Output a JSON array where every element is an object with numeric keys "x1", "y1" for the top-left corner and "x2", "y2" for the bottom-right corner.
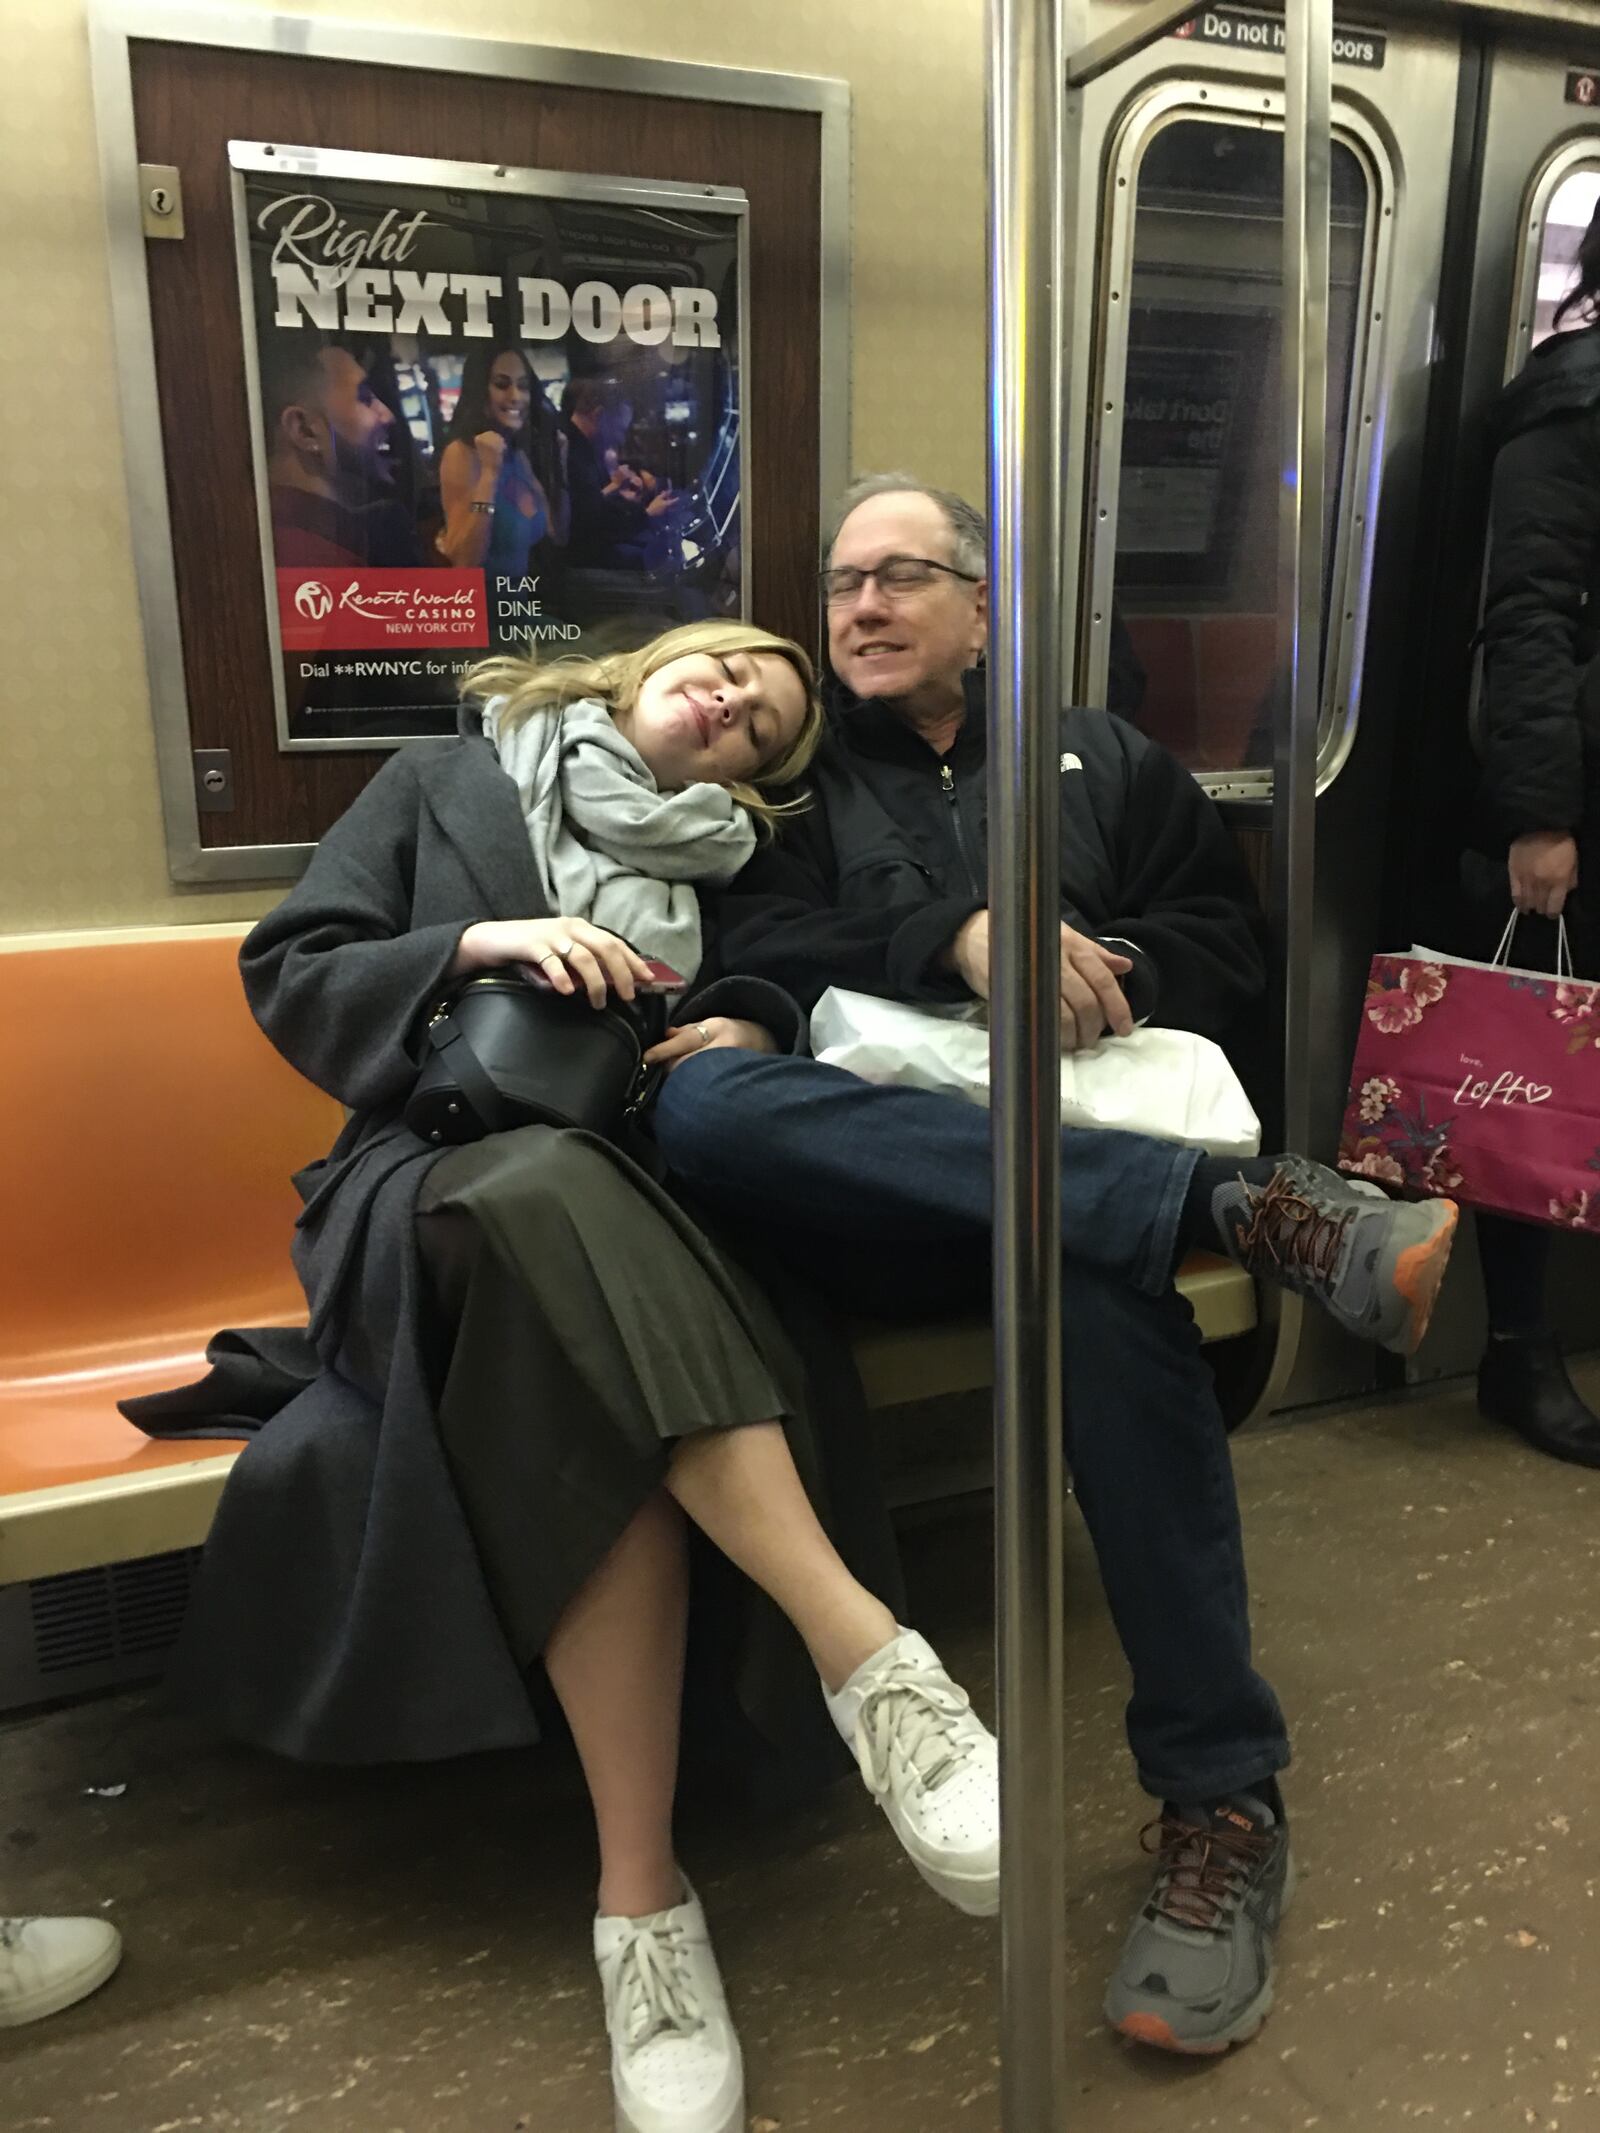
[{"x1": 1338, "y1": 920, "x2": 1600, "y2": 1232}]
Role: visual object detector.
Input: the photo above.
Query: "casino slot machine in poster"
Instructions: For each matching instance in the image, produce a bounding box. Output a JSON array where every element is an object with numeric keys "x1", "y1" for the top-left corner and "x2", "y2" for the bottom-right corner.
[{"x1": 231, "y1": 143, "x2": 747, "y2": 746}]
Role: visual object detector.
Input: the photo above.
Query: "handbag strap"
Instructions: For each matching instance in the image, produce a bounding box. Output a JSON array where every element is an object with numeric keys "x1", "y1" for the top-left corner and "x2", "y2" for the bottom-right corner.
[
  {"x1": 425, "y1": 1010, "x2": 521, "y2": 1134},
  {"x1": 1491, "y1": 910, "x2": 1573, "y2": 980}
]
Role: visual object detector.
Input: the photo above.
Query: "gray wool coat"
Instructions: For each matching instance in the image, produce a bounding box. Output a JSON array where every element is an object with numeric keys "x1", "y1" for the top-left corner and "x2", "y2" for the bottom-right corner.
[{"x1": 127, "y1": 735, "x2": 899, "y2": 1770}]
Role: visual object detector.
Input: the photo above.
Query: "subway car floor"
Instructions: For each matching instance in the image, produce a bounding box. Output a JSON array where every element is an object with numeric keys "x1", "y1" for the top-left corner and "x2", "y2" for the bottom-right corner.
[{"x1": 3, "y1": 1364, "x2": 1599, "y2": 2133}]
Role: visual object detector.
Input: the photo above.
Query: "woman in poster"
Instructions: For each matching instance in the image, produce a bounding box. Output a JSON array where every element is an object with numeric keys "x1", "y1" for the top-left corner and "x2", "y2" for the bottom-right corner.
[{"x1": 435, "y1": 344, "x2": 569, "y2": 579}]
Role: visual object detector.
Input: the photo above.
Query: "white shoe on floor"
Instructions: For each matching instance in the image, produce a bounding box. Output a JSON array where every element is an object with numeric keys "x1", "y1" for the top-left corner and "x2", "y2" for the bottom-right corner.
[
  {"x1": 826, "y1": 1628, "x2": 1000, "y2": 1917},
  {"x1": 594, "y1": 1882, "x2": 744, "y2": 2133},
  {"x1": 0, "y1": 1915, "x2": 122, "y2": 2026}
]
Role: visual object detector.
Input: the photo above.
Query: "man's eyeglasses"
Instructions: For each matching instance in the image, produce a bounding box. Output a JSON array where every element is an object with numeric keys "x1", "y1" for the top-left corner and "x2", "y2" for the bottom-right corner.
[{"x1": 818, "y1": 555, "x2": 982, "y2": 606}]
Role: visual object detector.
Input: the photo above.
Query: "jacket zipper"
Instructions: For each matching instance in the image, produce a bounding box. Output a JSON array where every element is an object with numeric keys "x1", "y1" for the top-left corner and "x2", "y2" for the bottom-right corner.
[{"x1": 940, "y1": 761, "x2": 983, "y2": 898}]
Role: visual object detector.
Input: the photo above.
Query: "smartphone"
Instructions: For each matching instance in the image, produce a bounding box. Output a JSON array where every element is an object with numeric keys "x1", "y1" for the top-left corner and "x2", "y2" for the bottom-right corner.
[{"x1": 516, "y1": 958, "x2": 684, "y2": 995}]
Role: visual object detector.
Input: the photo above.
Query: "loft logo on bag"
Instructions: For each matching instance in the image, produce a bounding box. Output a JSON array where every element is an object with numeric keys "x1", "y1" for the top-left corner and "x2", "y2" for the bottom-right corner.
[{"x1": 1454, "y1": 1066, "x2": 1553, "y2": 1109}]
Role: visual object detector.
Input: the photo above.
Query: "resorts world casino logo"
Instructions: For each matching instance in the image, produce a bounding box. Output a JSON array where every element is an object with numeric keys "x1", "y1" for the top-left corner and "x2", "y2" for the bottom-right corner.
[
  {"x1": 277, "y1": 569, "x2": 490, "y2": 651},
  {"x1": 294, "y1": 581, "x2": 334, "y2": 622}
]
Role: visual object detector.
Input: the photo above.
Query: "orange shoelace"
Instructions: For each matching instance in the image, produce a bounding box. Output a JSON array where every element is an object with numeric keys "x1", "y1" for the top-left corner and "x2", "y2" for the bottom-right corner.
[
  {"x1": 1239, "y1": 1172, "x2": 1354, "y2": 1280},
  {"x1": 1139, "y1": 1811, "x2": 1275, "y2": 1934}
]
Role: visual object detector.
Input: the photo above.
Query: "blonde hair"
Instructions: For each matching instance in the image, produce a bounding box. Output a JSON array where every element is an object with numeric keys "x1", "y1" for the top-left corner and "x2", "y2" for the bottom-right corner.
[{"x1": 461, "y1": 621, "x2": 823, "y2": 827}]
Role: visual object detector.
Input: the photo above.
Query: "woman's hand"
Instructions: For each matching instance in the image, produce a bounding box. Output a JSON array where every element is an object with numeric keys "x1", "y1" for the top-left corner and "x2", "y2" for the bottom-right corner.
[
  {"x1": 474, "y1": 430, "x2": 508, "y2": 475},
  {"x1": 453, "y1": 918, "x2": 652, "y2": 1006},
  {"x1": 644, "y1": 1018, "x2": 780, "y2": 1071},
  {"x1": 1509, "y1": 831, "x2": 1580, "y2": 918}
]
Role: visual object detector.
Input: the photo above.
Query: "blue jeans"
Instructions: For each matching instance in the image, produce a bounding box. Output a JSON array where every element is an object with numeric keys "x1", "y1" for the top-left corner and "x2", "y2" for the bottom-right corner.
[{"x1": 654, "y1": 1049, "x2": 1290, "y2": 1804}]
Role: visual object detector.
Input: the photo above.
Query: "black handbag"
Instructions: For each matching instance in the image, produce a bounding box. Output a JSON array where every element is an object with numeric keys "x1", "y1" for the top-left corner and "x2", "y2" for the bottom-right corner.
[{"x1": 405, "y1": 972, "x2": 667, "y2": 1146}]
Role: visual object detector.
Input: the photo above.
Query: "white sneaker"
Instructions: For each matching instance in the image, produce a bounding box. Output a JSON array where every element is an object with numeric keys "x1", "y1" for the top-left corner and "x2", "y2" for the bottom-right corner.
[
  {"x1": 594, "y1": 1882, "x2": 744, "y2": 2133},
  {"x1": 826, "y1": 1628, "x2": 1000, "y2": 1917},
  {"x1": 0, "y1": 1915, "x2": 122, "y2": 2026}
]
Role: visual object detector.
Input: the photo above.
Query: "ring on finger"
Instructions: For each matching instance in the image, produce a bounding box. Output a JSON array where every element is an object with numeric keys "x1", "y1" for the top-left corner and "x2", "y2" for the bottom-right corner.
[
  {"x1": 553, "y1": 937, "x2": 576, "y2": 957},
  {"x1": 695, "y1": 1024, "x2": 712, "y2": 1048}
]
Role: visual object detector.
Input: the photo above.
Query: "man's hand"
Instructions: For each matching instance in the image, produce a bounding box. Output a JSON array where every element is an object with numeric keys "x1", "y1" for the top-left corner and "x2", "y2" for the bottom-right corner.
[
  {"x1": 1509, "y1": 831, "x2": 1580, "y2": 918},
  {"x1": 947, "y1": 910, "x2": 1135, "y2": 1052},
  {"x1": 645, "y1": 1018, "x2": 780, "y2": 1071}
]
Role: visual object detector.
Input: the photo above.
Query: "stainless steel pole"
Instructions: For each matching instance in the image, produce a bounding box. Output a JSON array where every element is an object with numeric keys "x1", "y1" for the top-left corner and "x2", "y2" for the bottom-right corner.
[
  {"x1": 987, "y1": 0, "x2": 1069, "y2": 2123},
  {"x1": 1273, "y1": 0, "x2": 1332, "y2": 1161}
]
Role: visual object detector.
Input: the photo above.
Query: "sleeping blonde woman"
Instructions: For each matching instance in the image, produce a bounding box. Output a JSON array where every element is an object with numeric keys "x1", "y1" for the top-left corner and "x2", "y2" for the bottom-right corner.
[{"x1": 133, "y1": 621, "x2": 999, "y2": 2133}]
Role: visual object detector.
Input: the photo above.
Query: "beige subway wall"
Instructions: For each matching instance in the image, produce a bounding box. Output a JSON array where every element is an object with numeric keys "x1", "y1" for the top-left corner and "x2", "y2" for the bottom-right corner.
[{"x1": 0, "y1": 0, "x2": 985, "y2": 935}]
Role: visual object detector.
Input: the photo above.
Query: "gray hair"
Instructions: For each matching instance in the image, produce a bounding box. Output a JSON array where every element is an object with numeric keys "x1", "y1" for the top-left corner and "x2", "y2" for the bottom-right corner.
[{"x1": 828, "y1": 472, "x2": 988, "y2": 579}]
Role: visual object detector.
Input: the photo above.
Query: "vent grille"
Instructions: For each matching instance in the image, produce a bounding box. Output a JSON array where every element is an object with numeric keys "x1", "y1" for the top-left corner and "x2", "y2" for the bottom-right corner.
[{"x1": 25, "y1": 1551, "x2": 198, "y2": 1676}]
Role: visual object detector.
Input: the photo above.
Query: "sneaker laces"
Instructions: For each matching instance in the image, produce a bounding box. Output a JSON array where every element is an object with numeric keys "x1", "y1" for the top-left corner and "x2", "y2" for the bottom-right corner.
[
  {"x1": 1139, "y1": 1811, "x2": 1273, "y2": 1935},
  {"x1": 852, "y1": 1661, "x2": 981, "y2": 1799},
  {"x1": 610, "y1": 1916, "x2": 705, "y2": 2051},
  {"x1": 1238, "y1": 1170, "x2": 1353, "y2": 1282}
]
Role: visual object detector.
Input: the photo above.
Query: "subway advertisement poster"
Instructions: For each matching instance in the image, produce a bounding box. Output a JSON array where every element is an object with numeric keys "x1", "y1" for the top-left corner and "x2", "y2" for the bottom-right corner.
[{"x1": 232, "y1": 144, "x2": 748, "y2": 747}]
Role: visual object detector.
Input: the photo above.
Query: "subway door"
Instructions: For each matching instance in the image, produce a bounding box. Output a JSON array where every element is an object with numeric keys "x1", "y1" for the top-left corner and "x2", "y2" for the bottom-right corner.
[
  {"x1": 1399, "y1": 28, "x2": 1600, "y2": 1386},
  {"x1": 1068, "y1": 8, "x2": 1463, "y2": 1409},
  {"x1": 125, "y1": 38, "x2": 824, "y2": 858}
]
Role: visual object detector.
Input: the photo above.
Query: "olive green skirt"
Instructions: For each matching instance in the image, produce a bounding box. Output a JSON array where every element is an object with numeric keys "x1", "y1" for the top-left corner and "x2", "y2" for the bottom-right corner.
[{"x1": 413, "y1": 1124, "x2": 862, "y2": 1690}]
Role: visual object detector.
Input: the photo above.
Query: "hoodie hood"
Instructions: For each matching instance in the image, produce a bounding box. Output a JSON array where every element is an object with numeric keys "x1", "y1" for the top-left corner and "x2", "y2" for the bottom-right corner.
[{"x1": 1493, "y1": 320, "x2": 1600, "y2": 450}]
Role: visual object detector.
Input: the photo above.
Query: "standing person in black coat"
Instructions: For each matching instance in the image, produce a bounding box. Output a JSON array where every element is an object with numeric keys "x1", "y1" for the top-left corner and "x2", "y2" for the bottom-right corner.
[
  {"x1": 653, "y1": 474, "x2": 1461, "y2": 2061},
  {"x1": 131, "y1": 622, "x2": 1001, "y2": 2133},
  {"x1": 1467, "y1": 210, "x2": 1600, "y2": 1465}
]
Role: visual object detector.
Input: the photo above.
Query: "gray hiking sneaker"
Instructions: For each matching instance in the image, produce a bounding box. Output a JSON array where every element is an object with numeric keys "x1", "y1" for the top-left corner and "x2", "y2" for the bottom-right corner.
[
  {"x1": 1214, "y1": 1156, "x2": 1458, "y2": 1356},
  {"x1": 1105, "y1": 1792, "x2": 1295, "y2": 2055}
]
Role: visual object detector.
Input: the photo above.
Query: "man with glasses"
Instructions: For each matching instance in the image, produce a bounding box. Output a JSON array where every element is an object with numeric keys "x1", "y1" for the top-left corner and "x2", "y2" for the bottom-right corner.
[{"x1": 653, "y1": 473, "x2": 1457, "y2": 2058}]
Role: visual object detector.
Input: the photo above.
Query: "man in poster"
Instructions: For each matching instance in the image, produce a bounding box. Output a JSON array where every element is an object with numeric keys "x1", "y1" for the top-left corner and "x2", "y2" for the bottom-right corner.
[
  {"x1": 561, "y1": 377, "x2": 682, "y2": 570},
  {"x1": 262, "y1": 337, "x2": 420, "y2": 570}
]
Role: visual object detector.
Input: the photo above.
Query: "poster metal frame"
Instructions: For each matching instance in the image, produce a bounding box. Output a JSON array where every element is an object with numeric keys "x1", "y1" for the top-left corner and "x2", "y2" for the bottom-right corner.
[{"x1": 87, "y1": 1, "x2": 850, "y2": 883}]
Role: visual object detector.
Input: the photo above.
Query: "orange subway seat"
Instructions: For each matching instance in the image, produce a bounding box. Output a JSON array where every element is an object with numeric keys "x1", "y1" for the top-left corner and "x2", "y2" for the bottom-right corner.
[{"x1": 0, "y1": 928, "x2": 339, "y2": 1529}]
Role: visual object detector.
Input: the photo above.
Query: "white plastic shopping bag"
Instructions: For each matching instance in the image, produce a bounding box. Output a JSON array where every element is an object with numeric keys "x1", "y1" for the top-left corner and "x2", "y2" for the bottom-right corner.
[{"x1": 810, "y1": 988, "x2": 1261, "y2": 1158}]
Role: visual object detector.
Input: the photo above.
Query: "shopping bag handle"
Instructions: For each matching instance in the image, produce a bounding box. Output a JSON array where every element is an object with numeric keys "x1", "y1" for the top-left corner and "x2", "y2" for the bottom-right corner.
[{"x1": 1491, "y1": 909, "x2": 1573, "y2": 980}]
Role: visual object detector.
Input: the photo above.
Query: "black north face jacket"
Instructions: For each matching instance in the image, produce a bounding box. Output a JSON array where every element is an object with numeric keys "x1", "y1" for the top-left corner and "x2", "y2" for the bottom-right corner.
[{"x1": 710, "y1": 668, "x2": 1268, "y2": 1042}]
